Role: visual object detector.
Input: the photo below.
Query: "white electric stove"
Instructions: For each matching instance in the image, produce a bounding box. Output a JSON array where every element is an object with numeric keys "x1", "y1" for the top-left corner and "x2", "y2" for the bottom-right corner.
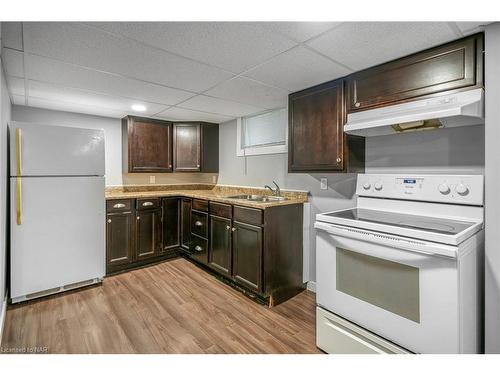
[{"x1": 315, "y1": 174, "x2": 484, "y2": 354}]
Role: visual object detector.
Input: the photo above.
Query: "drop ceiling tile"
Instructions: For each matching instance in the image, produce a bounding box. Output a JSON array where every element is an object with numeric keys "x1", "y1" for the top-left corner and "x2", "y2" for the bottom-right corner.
[
  {"x1": 27, "y1": 96, "x2": 127, "y2": 118},
  {"x1": 244, "y1": 45, "x2": 351, "y2": 92},
  {"x1": 179, "y1": 95, "x2": 262, "y2": 117},
  {"x1": 2, "y1": 48, "x2": 24, "y2": 77},
  {"x1": 455, "y1": 22, "x2": 488, "y2": 35},
  {"x1": 27, "y1": 80, "x2": 168, "y2": 116},
  {"x1": 261, "y1": 22, "x2": 342, "y2": 43},
  {"x1": 86, "y1": 22, "x2": 297, "y2": 73},
  {"x1": 6, "y1": 75, "x2": 25, "y2": 96},
  {"x1": 155, "y1": 106, "x2": 233, "y2": 124},
  {"x1": 24, "y1": 54, "x2": 195, "y2": 105},
  {"x1": 1, "y1": 22, "x2": 23, "y2": 50},
  {"x1": 205, "y1": 77, "x2": 288, "y2": 110},
  {"x1": 12, "y1": 95, "x2": 26, "y2": 105},
  {"x1": 307, "y1": 22, "x2": 458, "y2": 71},
  {"x1": 23, "y1": 22, "x2": 233, "y2": 92}
]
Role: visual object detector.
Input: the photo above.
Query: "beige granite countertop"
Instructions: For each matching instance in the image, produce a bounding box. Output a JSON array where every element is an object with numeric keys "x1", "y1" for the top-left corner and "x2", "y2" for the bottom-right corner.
[{"x1": 106, "y1": 184, "x2": 308, "y2": 209}]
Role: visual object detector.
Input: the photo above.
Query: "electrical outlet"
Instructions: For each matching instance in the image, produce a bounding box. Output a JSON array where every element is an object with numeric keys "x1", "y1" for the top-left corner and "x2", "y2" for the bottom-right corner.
[
  {"x1": 320, "y1": 178, "x2": 328, "y2": 190},
  {"x1": 149, "y1": 175, "x2": 156, "y2": 184},
  {"x1": 212, "y1": 175, "x2": 217, "y2": 184}
]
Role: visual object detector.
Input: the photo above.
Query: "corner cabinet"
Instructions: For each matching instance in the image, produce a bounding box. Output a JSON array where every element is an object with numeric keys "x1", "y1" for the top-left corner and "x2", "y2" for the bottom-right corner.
[
  {"x1": 288, "y1": 79, "x2": 365, "y2": 173},
  {"x1": 173, "y1": 122, "x2": 219, "y2": 173},
  {"x1": 122, "y1": 116, "x2": 173, "y2": 173},
  {"x1": 122, "y1": 117, "x2": 219, "y2": 174},
  {"x1": 346, "y1": 33, "x2": 484, "y2": 113}
]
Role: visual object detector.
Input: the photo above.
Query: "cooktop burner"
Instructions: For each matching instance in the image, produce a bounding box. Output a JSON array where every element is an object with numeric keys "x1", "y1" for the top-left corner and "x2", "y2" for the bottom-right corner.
[{"x1": 324, "y1": 208, "x2": 475, "y2": 235}]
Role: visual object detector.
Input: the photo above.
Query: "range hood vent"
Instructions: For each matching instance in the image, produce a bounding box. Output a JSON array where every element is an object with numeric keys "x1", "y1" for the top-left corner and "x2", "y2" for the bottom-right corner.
[{"x1": 344, "y1": 88, "x2": 484, "y2": 137}]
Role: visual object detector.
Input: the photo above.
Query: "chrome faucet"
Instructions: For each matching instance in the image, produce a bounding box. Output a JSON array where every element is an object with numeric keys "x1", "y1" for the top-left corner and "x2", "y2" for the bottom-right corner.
[{"x1": 264, "y1": 181, "x2": 281, "y2": 197}]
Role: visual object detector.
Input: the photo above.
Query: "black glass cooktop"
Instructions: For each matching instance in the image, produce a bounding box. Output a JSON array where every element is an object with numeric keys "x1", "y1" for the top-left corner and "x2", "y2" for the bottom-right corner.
[{"x1": 324, "y1": 208, "x2": 475, "y2": 235}]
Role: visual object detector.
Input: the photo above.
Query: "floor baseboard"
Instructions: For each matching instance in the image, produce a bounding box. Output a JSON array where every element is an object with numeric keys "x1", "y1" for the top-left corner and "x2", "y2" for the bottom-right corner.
[
  {"x1": 307, "y1": 281, "x2": 316, "y2": 293},
  {"x1": 0, "y1": 294, "x2": 7, "y2": 346}
]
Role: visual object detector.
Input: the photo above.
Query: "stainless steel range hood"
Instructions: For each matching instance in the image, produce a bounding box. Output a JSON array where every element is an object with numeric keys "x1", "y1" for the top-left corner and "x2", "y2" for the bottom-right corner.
[{"x1": 344, "y1": 88, "x2": 484, "y2": 137}]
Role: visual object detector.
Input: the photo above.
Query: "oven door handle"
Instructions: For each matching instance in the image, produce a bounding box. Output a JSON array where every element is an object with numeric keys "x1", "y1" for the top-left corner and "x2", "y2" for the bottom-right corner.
[{"x1": 314, "y1": 221, "x2": 458, "y2": 259}]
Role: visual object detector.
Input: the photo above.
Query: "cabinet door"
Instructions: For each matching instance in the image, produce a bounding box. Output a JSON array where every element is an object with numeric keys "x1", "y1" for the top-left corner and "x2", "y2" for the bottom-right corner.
[
  {"x1": 180, "y1": 198, "x2": 192, "y2": 250},
  {"x1": 209, "y1": 215, "x2": 232, "y2": 276},
  {"x1": 232, "y1": 221, "x2": 262, "y2": 292},
  {"x1": 106, "y1": 212, "x2": 134, "y2": 267},
  {"x1": 162, "y1": 198, "x2": 180, "y2": 251},
  {"x1": 173, "y1": 123, "x2": 201, "y2": 172},
  {"x1": 288, "y1": 79, "x2": 344, "y2": 172},
  {"x1": 346, "y1": 34, "x2": 483, "y2": 112},
  {"x1": 125, "y1": 117, "x2": 173, "y2": 173},
  {"x1": 136, "y1": 209, "x2": 162, "y2": 260}
]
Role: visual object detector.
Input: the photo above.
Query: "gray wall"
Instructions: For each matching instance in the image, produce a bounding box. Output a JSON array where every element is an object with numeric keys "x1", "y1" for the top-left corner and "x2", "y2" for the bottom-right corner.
[
  {"x1": 219, "y1": 119, "x2": 484, "y2": 283},
  {"x1": 1, "y1": 40, "x2": 12, "y2": 333},
  {"x1": 11, "y1": 105, "x2": 217, "y2": 186},
  {"x1": 485, "y1": 22, "x2": 500, "y2": 354}
]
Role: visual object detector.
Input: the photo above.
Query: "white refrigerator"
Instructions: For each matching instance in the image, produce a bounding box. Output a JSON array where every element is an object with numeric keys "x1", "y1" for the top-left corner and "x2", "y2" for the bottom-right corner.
[{"x1": 9, "y1": 122, "x2": 106, "y2": 303}]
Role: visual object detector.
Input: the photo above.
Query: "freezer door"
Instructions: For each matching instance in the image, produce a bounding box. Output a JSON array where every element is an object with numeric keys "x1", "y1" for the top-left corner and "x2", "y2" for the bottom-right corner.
[
  {"x1": 9, "y1": 122, "x2": 105, "y2": 176},
  {"x1": 10, "y1": 176, "x2": 105, "y2": 300}
]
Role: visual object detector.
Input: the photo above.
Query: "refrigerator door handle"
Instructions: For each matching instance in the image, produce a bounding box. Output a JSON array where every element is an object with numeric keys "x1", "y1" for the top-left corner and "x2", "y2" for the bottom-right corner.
[
  {"x1": 16, "y1": 127, "x2": 22, "y2": 175},
  {"x1": 16, "y1": 128, "x2": 22, "y2": 225}
]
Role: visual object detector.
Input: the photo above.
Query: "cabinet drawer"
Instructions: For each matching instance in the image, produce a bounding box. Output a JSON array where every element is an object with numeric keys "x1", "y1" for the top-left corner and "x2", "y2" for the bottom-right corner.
[
  {"x1": 209, "y1": 202, "x2": 232, "y2": 218},
  {"x1": 107, "y1": 199, "x2": 134, "y2": 213},
  {"x1": 136, "y1": 198, "x2": 160, "y2": 210},
  {"x1": 191, "y1": 210, "x2": 208, "y2": 238},
  {"x1": 316, "y1": 307, "x2": 409, "y2": 354},
  {"x1": 192, "y1": 199, "x2": 208, "y2": 212},
  {"x1": 233, "y1": 206, "x2": 263, "y2": 226},
  {"x1": 190, "y1": 234, "x2": 208, "y2": 264}
]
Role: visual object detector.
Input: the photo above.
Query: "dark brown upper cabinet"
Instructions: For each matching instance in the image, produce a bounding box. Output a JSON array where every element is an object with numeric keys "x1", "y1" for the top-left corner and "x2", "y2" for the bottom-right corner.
[
  {"x1": 288, "y1": 79, "x2": 365, "y2": 173},
  {"x1": 173, "y1": 123, "x2": 201, "y2": 172},
  {"x1": 122, "y1": 116, "x2": 173, "y2": 173},
  {"x1": 346, "y1": 33, "x2": 484, "y2": 113},
  {"x1": 173, "y1": 122, "x2": 219, "y2": 173}
]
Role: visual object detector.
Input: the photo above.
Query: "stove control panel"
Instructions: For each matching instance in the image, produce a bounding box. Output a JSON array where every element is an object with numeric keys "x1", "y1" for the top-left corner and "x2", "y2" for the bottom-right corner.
[{"x1": 356, "y1": 174, "x2": 484, "y2": 205}]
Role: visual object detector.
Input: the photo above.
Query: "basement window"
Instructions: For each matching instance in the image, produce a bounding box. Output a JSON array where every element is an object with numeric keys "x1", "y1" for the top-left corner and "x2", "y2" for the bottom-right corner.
[{"x1": 237, "y1": 108, "x2": 288, "y2": 156}]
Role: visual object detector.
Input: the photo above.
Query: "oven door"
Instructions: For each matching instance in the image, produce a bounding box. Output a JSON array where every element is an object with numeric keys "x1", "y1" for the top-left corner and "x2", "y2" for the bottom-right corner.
[{"x1": 315, "y1": 221, "x2": 459, "y2": 354}]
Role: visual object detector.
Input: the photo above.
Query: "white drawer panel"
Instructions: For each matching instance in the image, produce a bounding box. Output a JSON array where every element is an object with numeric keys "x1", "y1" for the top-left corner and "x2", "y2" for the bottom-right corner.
[{"x1": 316, "y1": 307, "x2": 410, "y2": 354}]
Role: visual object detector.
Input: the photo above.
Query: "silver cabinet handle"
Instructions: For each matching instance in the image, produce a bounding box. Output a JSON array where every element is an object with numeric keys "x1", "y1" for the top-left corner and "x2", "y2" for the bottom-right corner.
[
  {"x1": 113, "y1": 203, "x2": 126, "y2": 209},
  {"x1": 137, "y1": 216, "x2": 140, "y2": 220},
  {"x1": 194, "y1": 221, "x2": 203, "y2": 227},
  {"x1": 142, "y1": 201, "x2": 154, "y2": 207},
  {"x1": 231, "y1": 227, "x2": 236, "y2": 232},
  {"x1": 336, "y1": 157, "x2": 342, "y2": 163},
  {"x1": 354, "y1": 102, "x2": 360, "y2": 108},
  {"x1": 107, "y1": 219, "x2": 112, "y2": 223},
  {"x1": 194, "y1": 245, "x2": 203, "y2": 252},
  {"x1": 225, "y1": 225, "x2": 231, "y2": 230}
]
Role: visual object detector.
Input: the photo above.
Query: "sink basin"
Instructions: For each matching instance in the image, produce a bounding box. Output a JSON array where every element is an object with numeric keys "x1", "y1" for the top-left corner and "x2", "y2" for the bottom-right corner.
[{"x1": 226, "y1": 194, "x2": 288, "y2": 202}]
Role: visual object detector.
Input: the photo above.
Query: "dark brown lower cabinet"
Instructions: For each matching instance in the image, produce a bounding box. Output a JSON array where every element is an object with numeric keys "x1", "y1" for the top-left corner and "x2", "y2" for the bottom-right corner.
[
  {"x1": 106, "y1": 197, "x2": 304, "y2": 306},
  {"x1": 162, "y1": 198, "x2": 180, "y2": 252},
  {"x1": 208, "y1": 215, "x2": 232, "y2": 276},
  {"x1": 106, "y1": 211, "x2": 134, "y2": 266},
  {"x1": 180, "y1": 198, "x2": 192, "y2": 251},
  {"x1": 136, "y1": 208, "x2": 162, "y2": 260},
  {"x1": 232, "y1": 221, "x2": 262, "y2": 292}
]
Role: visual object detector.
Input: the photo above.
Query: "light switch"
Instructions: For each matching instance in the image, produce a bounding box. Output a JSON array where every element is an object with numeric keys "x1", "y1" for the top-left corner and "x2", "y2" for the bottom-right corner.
[
  {"x1": 149, "y1": 175, "x2": 156, "y2": 184},
  {"x1": 320, "y1": 178, "x2": 328, "y2": 190}
]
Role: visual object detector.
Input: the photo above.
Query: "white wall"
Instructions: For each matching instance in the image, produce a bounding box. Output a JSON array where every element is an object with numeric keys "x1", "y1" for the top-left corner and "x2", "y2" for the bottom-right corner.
[
  {"x1": 219, "y1": 119, "x2": 485, "y2": 283},
  {"x1": 485, "y1": 22, "x2": 500, "y2": 354},
  {"x1": 0, "y1": 34, "x2": 13, "y2": 338},
  {"x1": 11, "y1": 105, "x2": 217, "y2": 186}
]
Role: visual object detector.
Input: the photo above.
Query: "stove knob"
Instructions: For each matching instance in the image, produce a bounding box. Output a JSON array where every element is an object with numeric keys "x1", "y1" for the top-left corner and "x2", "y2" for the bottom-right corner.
[
  {"x1": 362, "y1": 182, "x2": 371, "y2": 190},
  {"x1": 456, "y1": 183, "x2": 469, "y2": 196},
  {"x1": 438, "y1": 183, "x2": 450, "y2": 194},
  {"x1": 374, "y1": 182, "x2": 383, "y2": 191}
]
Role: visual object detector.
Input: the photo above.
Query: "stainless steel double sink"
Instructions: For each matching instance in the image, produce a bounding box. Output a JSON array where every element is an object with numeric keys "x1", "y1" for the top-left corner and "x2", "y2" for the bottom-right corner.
[{"x1": 226, "y1": 194, "x2": 288, "y2": 202}]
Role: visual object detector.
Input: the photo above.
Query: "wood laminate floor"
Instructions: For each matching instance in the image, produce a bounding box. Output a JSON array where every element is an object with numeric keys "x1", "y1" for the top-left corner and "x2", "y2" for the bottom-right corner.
[{"x1": 1, "y1": 258, "x2": 321, "y2": 354}]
